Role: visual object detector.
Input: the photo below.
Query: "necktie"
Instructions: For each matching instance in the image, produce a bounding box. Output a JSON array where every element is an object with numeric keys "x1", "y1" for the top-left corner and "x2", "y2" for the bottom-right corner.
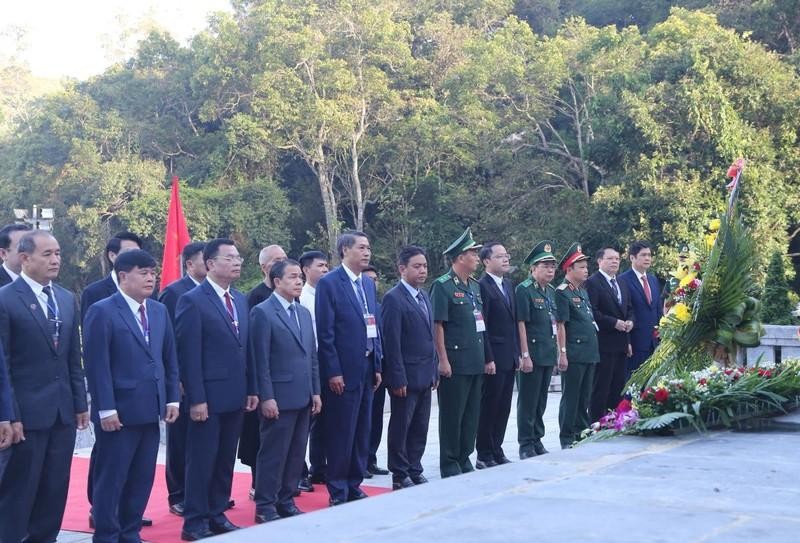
[
  {"x1": 354, "y1": 277, "x2": 368, "y2": 312},
  {"x1": 288, "y1": 303, "x2": 302, "y2": 339},
  {"x1": 610, "y1": 278, "x2": 621, "y2": 304},
  {"x1": 641, "y1": 275, "x2": 652, "y2": 304},
  {"x1": 223, "y1": 291, "x2": 238, "y2": 332},
  {"x1": 417, "y1": 292, "x2": 428, "y2": 319},
  {"x1": 138, "y1": 304, "x2": 149, "y2": 343},
  {"x1": 501, "y1": 280, "x2": 511, "y2": 306},
  {"x1": 42, "y1": 285, "x2": 59, "y2": 344}
]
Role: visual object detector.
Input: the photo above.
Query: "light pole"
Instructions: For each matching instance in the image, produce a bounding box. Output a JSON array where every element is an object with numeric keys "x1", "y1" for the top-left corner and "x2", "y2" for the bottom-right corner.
[{"x1": 13, "y1": 205, "x2": 55, "y2": 231}]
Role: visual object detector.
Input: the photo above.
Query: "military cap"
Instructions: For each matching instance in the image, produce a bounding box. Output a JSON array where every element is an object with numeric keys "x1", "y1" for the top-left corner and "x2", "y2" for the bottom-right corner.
[
  {"x1": 524, "y1": 240, "x2": 557, "y2": 266},
  {"x1": 558, "y1": 242, "x2": 589, "y2": 271},
  {"x1": 442, "y1": 227, "x2": 482, "y2": 259}
]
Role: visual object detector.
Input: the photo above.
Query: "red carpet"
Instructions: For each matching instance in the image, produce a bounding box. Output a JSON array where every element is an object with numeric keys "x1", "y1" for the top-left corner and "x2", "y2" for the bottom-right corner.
[{"x1": 62, "y1": 456, "x2": 390, "y2": 542}]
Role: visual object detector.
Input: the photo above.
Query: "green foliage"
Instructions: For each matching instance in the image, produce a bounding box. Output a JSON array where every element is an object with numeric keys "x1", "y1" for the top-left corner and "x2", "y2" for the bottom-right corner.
[{"x1": 760, "y1": 250, "x2": 796, "y2": 324}]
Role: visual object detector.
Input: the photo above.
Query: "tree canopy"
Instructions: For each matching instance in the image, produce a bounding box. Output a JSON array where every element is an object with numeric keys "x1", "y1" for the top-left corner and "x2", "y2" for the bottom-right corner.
[{"x1": 1, "y1": 1, "x2": 798, "y2": 293}]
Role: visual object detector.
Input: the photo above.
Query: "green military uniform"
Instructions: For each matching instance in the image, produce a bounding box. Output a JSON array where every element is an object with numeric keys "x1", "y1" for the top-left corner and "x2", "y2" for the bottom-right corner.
[
  {"x1": 555, "y1": 243, "x2": 599, "y2": 448},
  {"x1": 430, "y1": 228, "x2": 486, "y2": 478},
  {"x1": 515, "y1": 241, "x2": 558, "y2": 458}
]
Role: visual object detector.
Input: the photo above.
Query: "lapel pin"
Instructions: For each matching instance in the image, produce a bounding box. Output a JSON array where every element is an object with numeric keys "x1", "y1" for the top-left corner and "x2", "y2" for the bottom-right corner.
[{"x1": 30, "y1": 304, "x2": 38, "y2": 311}]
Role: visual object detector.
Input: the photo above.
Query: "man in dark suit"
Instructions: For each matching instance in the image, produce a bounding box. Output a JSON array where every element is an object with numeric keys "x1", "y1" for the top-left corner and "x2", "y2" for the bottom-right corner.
[
  {"x1": 585, "y1": 247, "x2": 634, "y2": 423},
  {"x1": 80, "y1": 231, "x2": 149, "y2": 527},
  {"x1": 0, "y1": 223, "x2": 31, "y2": 481},
  {"x1": 476, "y1": 242, "x2": 519, "y2": 468},
  {"x1": 158, "y1": 241, "x2": 206, "y2": 517},
  {"x1": 241, "y1": 244, "x2": 288, "y2": 496},
  {"x1": 0, "y1": 223, "x2": 32, "y2": 287},
  {"x1": 175, "y1": 238, "x2": 259, "y2": 539},
  {"x1": 381, "y1": 246, "x2": 437, "y2": 490},
  {"x1": 80, "y1": 231, "x2": 143, "y2": 319},
  {"x1": 0, "y1": 231, "x2": 89, "y2": 543},
  {"x1": 0, "y1": 348, "x2": 13, "y2": 480},
  {"x1": 316, "y1": 231, "x2": 382, "y2": 505},
  {"x1": 250, "y1": 259, "x2": 321, "y2": 523},
  {"x1": 83, "y1": 250, "x2": 180, "y2": 542},
  {"x1": 364, "y1": 265, "x2": 390, "y2": 478},
  {"x1": 618, "y1": 241, "x2": 662, "y2": 379}
]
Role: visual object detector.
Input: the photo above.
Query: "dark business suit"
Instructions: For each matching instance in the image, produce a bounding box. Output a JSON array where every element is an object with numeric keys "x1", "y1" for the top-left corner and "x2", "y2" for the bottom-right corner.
[
  {"x1": 381, "y1": 282, "x2": 437, "y2": 482},
  {"x1": 585, "y1": 272, "x2": 633, "y2": 422},
  {"x1": 83, "y1": 293, "x2": 179, "y2": 542},
  {"x1": 0, "y1": 347, "x2": 12, "y2": 481},
  {"x1": 81, "y1": 274, "x2": 118, "y2": 321},
  {"x1": 316, "y1": 266, "x2": 382, "y2": 502},
  {"x1": 158, "y1": 274, "x2": 197, "y2": 507},
  {"x1": 618, "y1": 269, "x2": 662, "y2": 377},
  {"x1": 250, "y1": 294, "x2": 320, "y2": 515},
  {"x1": 176, "y1": 279, "x2": 255, "y2": 533},
  {"x1": 239, "y1": 282, "x2": 274, "y2": 482},
  {"x1": 0, "y1": 278, "x2": 88, "y2": 543},
  {"x1": 0, "y1": 266, "x2": 13, "y2": 287},
  {"x1": 476, "y1": 274, "x2": 519, "y2": 463}
]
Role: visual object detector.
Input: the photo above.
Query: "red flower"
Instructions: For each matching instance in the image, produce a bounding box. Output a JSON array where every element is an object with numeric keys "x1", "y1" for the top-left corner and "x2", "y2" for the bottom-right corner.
[
  {"x1": 693, "y1": 262, "x2": 701, "y2": 271},
  {"x1": 688, "y1": 279, "x2": 700, "y2": 289},
  {"x1": 676, "y1": 288, "x2": 686, "y2": 297},
  {"x1": 698, "y1": 378, "x2": 707, "y2": 386},
  {"x1": 641, "y1": 387, "x2": 653, "y2": 400},
  {"x1": 654, "y1": 388, "x2": 670, "y2": 403},
  {"x1": 616, "y1": 399, "x2": 632, "y2": 413}
]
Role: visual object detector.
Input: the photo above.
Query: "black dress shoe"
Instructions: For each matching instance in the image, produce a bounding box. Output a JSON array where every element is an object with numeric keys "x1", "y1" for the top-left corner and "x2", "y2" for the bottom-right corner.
[
  {"x1": 367, "y1": 463, "x2": 390, "y2": 475},
  {"x1": 254, "y1": 511, "x2": 281, "y2": 523},
  {"x1": 495, "y1": 455, "x2": 512, "y2": 465},
  {"x1": 347, "y1": 488, "x2": 368, "y2": 501},
  {"x1": 328, "y1": 497, "x2": 346, "y2": 507},
  {"x1": 519, "y1": 448, "x2": 537, "y2": 460},
  {"x1": 309, "y1": 473, "x2": 326, "y2": 485},
  {"x1": 142, "y1": 517, "x2": 153, "y2": 527},
  {"x1": 181, "y1": 529, "x2": 214, "y2": 541},
  {"x1": 227, "y1": 498, "x2": 236, "y2": 510},
  {"x1": 363, "y1": 470, "x2": 374, "y2": 479},
  {"x1": 392, "y1": 477, "x2": 415, "y2": 490},
  {"x1": 533, "y1": 442, "x2": 549, "y2": 455},
  {"x1": 277, "y1": 505, "x2": 305, "y2": 517},
  {"x1": 475, "y1": 459, "x2": 497, "y2": 470},
  {"x1": 209, "y1": 519, "x2": 240, "y2": 534},
  {"x1": 410, "y1": 474, "x2": 428, "y2": 485},
  {"x1": 298, "y1": 476, "x2": 314, "y2": 492},
  {"x1": 169, "y1": 503, "x2": 185, "y2": 516}
]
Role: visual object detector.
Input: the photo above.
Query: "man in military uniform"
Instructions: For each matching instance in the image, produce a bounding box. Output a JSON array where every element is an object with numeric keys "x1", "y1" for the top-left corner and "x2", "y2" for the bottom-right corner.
[
  {"x1": 514, "y1": 241, "x2": 558, "y2": 459},
  {"x1": 555, "y1": 243, "x2": 599, "y2": 449},
  {"x1": 429, "y1": 228, "x2": 486, "y2": 478}
]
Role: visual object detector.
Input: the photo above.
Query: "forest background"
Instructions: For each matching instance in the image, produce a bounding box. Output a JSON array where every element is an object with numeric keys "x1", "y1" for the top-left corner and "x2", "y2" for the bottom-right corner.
[{"x1": 1, "y1": 0, "x2": 799, "y2": 298}]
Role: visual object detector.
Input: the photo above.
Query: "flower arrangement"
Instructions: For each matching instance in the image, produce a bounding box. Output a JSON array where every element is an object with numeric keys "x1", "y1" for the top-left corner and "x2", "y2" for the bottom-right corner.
[
  {"x1": 581, "y1": 360, "x2": 800, "y2": 442},
  {"x1": 629, "y1": 159, "x2": 765, "y2": 388}
]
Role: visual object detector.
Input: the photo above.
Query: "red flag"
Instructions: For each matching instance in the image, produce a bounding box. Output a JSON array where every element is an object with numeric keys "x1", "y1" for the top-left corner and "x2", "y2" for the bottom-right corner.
[{"x1": 160, "y1": 176, "x2": 191, "y2": 290}]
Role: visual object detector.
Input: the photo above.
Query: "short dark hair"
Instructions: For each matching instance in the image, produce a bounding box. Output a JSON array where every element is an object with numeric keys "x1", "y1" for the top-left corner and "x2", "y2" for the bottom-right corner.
[
  {"x1": 336, "y1": 230, "x2": 368, "y2": 259},
  {"x1": 17, "y1": 231, "x2": 54, "y2": 255},
  {"x1": 299, "y1": 250, "x2": 327, "y2": 270},
  {"x1": 397, "y1": 245, "x2": 426, "y2": 267},
  {"x1": 182, "y1": 242, "x2": 206, "y2": 270},
  {"x1": 269, "y1": 258, "x2": 301, "y2": 288},
  {"x1": 628, "y1": 240, "x2": 652, "y2": 257},
  {"x1": 114, "y1": 249, "x2": 157, "y2": 274},
  {"x1": 0, "y1": 223, "x2": 32, "y2": 250},
  {"x1": 363, "y1": 265, "x2": 378, "y2": 276},
  {"x1": 105, "y1": 231, "x2": 143, "y2": 261},
  {"x1": 596, "y1": 247, "x2": 619, "y2": 261},
  {"x1": 479, "y1": 242, "x2": 502, "y2": 262},
  {"x1": 203, "y1": 238, "x2": 236, "y2": 265}
]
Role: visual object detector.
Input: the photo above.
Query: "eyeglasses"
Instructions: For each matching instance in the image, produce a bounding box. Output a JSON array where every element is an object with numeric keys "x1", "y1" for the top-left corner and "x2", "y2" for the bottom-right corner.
[
  {"x1": 215, "y1": 255, "x2": 243, "y2": 263},
  {"x1": 493, "y1": 254, "x2": 511, "y2": 260}
]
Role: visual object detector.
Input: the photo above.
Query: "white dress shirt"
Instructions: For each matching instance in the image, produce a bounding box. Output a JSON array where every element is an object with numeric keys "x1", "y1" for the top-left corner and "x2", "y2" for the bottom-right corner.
[
  {"x1": 599, "y1": 269, "x2": 621, "y2": 304},
  {"x1": 342, "y1": 264, "x2": 367, "y2": 312},
  {"x1": 299, "y1": 282, "x2": 317, "y2": 342},
  {"x1": 2, "y1": 263, "x2": 19, "y2": 283},
  {"x1": 20, "y1": 271, "x2": 56, "y2": 316}
]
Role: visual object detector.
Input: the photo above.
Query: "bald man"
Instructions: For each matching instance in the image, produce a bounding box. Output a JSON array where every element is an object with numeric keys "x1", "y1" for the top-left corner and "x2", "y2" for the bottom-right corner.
[{"x1": 241, "y1": 245, "x2": 287, "y2": 496}]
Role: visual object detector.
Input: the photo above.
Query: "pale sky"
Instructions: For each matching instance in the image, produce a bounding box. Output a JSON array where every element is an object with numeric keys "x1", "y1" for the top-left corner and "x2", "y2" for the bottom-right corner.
[{"x1": 2, "y1": 0, "x2": 234, "y2": 79}]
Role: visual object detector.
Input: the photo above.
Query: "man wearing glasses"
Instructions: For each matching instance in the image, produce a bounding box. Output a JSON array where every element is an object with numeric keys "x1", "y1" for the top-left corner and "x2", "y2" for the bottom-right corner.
[{"x1": 175, "y1": 239, "x2": 259, "y2": 540}]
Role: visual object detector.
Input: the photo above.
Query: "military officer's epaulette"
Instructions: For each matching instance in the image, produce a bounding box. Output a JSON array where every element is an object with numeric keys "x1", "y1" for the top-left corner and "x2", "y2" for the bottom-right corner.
[
  {"x1": 520, "y1": 278, "x2": 533, "y2": 288},
  {"x1": 546, "y1": 283, "x2": 556, "y2": 291},
  {"x1": 436, "y1": 273, "x2": 452, "y2": 284},
  {"x1": 556, "y1": 283, "x2": 569, "y2": 290}
]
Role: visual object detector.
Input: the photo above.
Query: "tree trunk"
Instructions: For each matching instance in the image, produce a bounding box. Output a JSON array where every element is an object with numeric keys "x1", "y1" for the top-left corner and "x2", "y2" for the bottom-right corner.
[{"x1": 315, "y1": 154, "x2": 339, "y2": 256}]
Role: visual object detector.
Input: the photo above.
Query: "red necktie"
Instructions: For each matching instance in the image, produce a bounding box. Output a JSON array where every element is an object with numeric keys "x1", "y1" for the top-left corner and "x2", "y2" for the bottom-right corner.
[
  {"x1": 138, "y1": 304, "x2": 149, "y2": 342},
  {"x1": 224, "y1": 291, "x2": 236, "y2": 322},
  {"x1": 641, "y1": 275, "x2": 652, "y2": 305}
]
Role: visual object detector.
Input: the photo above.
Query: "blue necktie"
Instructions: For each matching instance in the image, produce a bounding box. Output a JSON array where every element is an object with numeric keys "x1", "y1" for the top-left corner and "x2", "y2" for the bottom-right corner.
[
  {"x1": 354, "y1": 277, "x2": 375, "y2": 353},
  {"x1": 610, "y1": 278, "x2": 621, "y2": 304},
  {"x1": 288, "y1": 303, "x2": 302, "y2": 339}
]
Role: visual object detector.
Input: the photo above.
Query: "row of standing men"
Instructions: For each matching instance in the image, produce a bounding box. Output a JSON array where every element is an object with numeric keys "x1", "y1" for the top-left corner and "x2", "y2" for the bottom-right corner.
[{"x1": 0, "y1": 224, "x2": 663, "y2": 543}]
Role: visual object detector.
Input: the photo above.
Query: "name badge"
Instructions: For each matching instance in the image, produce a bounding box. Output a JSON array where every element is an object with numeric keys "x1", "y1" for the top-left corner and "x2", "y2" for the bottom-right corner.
[
  {"x1": 365, "y1": 313, "x2": 378, "y2": 338},
  {"x1": 474, "y1": 310, "x2": 486, "y2": 332}
]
